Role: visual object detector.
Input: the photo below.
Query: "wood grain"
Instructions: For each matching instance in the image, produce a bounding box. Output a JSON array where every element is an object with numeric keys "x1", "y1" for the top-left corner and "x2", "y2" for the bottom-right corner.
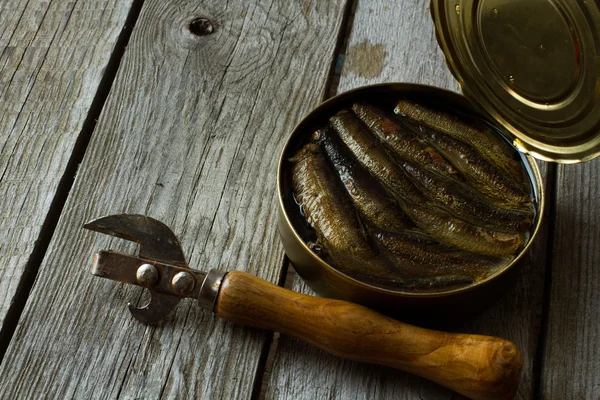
[
  {"x1": 337, "y1": 1, "x2": 457, "y2": 93},
  {"x1": 266, "y1": 1, "x2": 549, "y2": 399},
  {"x1": 218, "y1": 271, "x2": 523, "y2": 400},
  {"x1": 0, "y1": 0, "x2": 349, "y2": 398},
  {"x1": 0, "y1": 0, "x2": 134, "y2": 333},
  {"x1": 541, "y1": 160, "x2": 600, "y2": 399}
]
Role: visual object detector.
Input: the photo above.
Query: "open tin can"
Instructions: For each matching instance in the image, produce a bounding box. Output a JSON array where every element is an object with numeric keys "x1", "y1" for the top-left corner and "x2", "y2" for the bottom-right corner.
[{"x1": 277, "y1": 1, "x2": 600, "y2": 317}]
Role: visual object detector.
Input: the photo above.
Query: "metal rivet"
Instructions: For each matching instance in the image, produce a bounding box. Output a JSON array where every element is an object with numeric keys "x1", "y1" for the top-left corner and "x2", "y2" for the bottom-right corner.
[
  {"x1": 171, "y1": 271, "x2": 195, "y2": 295},
  {"x1": 137, "y1": 264, "x2": 158, "y2": 287},
  {"x1": 189, "y1": 18, "x2": 214, "y2": 36}
]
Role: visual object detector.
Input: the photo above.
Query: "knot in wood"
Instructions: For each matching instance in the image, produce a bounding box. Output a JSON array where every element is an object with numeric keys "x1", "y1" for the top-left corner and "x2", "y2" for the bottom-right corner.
[{"x1": 189, "y1": 18, "x2": 214, "y2": 36}]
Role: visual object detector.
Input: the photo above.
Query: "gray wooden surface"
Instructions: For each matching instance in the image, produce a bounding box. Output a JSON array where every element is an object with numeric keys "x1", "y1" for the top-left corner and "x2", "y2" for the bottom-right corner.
[
  {"x1": 0, "y1": 0, "x2": 349, "y2": 398},
  {"x1": 0, "y1": 0, "x2": 134, "y2": 336},
  {"x1": 542, "y1": 160, "x2": 600, "y2": 398},
  {"x1": 0, "y1": 0, "x2": 597, "y2": 399}
]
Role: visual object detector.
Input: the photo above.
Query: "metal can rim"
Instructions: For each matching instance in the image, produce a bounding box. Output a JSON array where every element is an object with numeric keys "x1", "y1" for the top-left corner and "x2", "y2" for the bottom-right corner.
[{"x1": 277, "y1": 83, "x2": 545, "y2": 299}]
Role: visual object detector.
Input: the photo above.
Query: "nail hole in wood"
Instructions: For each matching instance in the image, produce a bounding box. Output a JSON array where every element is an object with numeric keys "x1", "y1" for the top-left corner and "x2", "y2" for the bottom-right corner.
[{"x1": 189, "y1": 18, "x2": 214, "y2": 36}]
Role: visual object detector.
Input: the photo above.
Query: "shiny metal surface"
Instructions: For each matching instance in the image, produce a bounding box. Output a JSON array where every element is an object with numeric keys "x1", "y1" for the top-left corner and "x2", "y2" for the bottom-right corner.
[
  {"x1": 198, "y1": 269, "x2": 227, "y2": 311},
  {"x1": 277, "y1": 83, "x2": 544, "y2": 316},
  {"x1": 431, "y1": 0, "x2": 600, "y2": 163},
  {"x1": 171, "y1": 271, "x2": 196, "y2": 295}
]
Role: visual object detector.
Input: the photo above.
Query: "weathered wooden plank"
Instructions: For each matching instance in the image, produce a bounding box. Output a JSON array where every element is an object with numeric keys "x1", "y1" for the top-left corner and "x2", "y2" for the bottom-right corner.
[
  {"x1": 337, "y1": 2, "x2": 457, "y2": 93},
  {"x1": 266, "y1": 1, "x2": 549, "y2": 399},
  {"x1": 541, "y1": 160, "x2": 600, "y2": 399},
  {"x1": 0, "y1": 0, "x2": 134, "y2": 337},
  {"x1": 0, "y1": 0, "x2": 349, "y2": 398}
]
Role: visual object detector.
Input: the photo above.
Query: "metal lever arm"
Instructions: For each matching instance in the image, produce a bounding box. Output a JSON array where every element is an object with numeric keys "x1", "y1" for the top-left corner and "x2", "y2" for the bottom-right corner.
[{"x1": 214, "y1": 271, "x2": 523, "y2": 400}]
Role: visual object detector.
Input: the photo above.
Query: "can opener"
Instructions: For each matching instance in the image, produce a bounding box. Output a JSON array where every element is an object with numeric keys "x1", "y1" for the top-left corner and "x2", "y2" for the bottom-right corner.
[{"x1": 85, "y1": 214, "x2": 522, "y2": 400}]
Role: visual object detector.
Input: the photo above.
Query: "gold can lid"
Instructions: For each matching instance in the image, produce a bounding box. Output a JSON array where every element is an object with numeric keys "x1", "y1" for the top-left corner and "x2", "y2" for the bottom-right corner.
[{"x1": 431, "y1": 0, "x2": 600, "y2": 163}]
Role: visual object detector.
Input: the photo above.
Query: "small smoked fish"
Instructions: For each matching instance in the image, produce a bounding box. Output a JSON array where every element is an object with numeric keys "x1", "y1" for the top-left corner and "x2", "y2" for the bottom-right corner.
[
  {"x1": 352, "y1": 102, "x2": 460, "y2": 181},
  {"x1": 405, "y1": 204, "x2": 525, "y2": 258},
  {"x1": 329, "y1": 109, "x2": 423, "y2": 204},
  {"x1": 289, "y1": 143, "x2": 409, "y2": 281},
  {"x1": 399, "y1": 159, "x2": 533, "y2": 232},
  {"x1": 373, "y1": 231, "x2": 496, "y2": 280},
  {"x1": 402, "y1": 117, "x2": 531, "y2": 208},
  {"x1": 315, "y1": 127, "x2": 413, "y2": 233},
  {"x1": 328, "y1": 109, "x2": 525, "y2": 257},
  {"x1": 394, "y1": 100, "x2": 525, "y2": 185}
]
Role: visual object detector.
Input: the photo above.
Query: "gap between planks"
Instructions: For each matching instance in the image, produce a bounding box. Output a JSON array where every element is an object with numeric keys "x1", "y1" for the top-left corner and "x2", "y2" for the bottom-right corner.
[
  {"x1": 531, "y1": 162, "x2": 557, "y2": 399},
  {"x1": 0, "y1": 0, "x2": 145, "y2": 366}
]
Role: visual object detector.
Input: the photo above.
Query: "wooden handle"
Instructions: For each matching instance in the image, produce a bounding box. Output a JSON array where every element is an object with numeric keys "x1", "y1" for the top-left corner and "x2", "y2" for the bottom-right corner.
[{"x1": 215, "y1": 271, "x2": 523, "y2": 400}]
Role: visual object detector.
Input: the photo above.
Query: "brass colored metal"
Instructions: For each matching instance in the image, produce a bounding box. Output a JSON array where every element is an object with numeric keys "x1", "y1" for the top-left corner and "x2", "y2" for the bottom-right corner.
[
  {"x1": 430, "y1": 0, "x2": 600, "y2": 163},
  {"x1": 277, "y1": 83, "x2": 544, "y2": 317}
]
